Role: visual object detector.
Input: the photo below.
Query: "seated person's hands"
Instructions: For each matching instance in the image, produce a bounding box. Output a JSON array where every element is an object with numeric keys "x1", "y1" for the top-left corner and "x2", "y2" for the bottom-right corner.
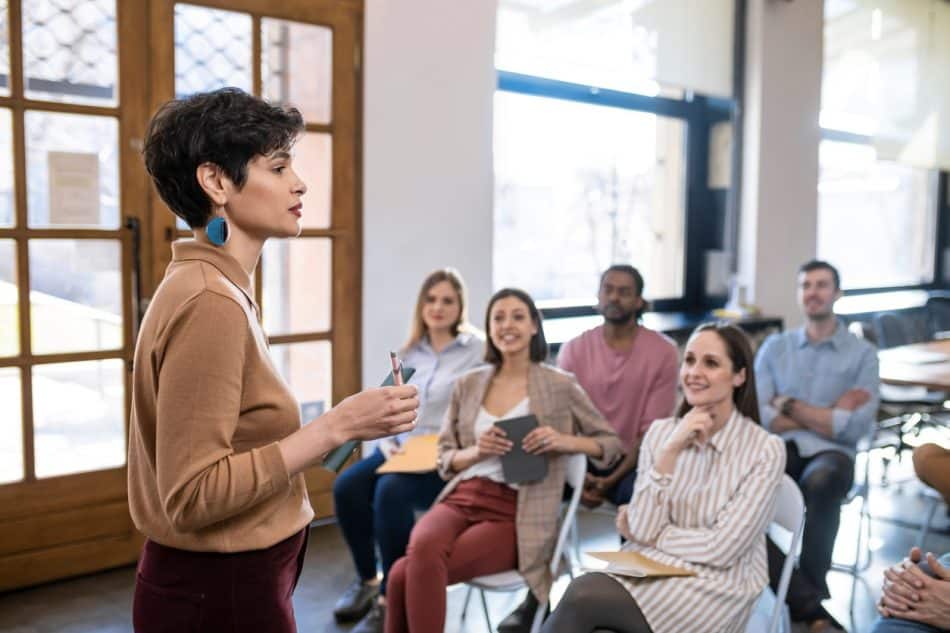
[
  {"x1": 379, "y1": 437, "x2": 405, "y2": 459},
  {"x1": 879, "y1": 547, "x2": 950, "y2": 628},
  {"x1": 835, "y1": 388, "x2": 871, "y2": 411},
  {"x1": 581, "y1": 473, "x2": 607, "y2": 509},
  {"x1": 614, "y1": 503, "x2": 633, "y2": 541},
  {"x1": 476, "y1": 426, "x2": 513, "y2": 461},
  {"x1": 522, "y1": 425, "x2": 571, "y2": 455}
]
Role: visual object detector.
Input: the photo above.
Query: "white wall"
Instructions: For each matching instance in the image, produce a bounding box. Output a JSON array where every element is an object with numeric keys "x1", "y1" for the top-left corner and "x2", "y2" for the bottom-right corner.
[
  {"x1": 362, "y1": 0, "x2": 498, "y2": 388},
  {"x1": 739, "y1": 0, "x2": 823, "y2": 329}
]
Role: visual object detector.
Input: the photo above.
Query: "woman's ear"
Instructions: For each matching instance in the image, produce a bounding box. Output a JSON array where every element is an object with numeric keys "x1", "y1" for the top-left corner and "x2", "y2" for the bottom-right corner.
[
  {"x1": 195, "y1": 162, "x2": 228, "y2": 208},
  {"x1": 733, "y1": 367, "x2": 747, "y2": 388}
]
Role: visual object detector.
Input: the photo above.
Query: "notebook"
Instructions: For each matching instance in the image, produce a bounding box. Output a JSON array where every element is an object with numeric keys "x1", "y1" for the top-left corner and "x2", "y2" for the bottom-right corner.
[
  {"x1": 493, "y1": 414, "x2": 547, "y2": 484},
  {"x1": 584, "y1": 550, "x2": 695, "y2": 578},
  {"x1": 321, "y1": 366, "x2": 417, "y2": 473}
]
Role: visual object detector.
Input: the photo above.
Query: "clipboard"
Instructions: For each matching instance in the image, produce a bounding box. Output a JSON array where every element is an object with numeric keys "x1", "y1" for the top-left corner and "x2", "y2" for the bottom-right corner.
[
  {"x1": 584, "y1": 550, "x2": 694, "y2": 578},
  {"x1": 376, "y1": 434, "x2": 439, "y2": 474},
  {"x1": 321, "y1": 366, "x2": 417, "y2": 473}
]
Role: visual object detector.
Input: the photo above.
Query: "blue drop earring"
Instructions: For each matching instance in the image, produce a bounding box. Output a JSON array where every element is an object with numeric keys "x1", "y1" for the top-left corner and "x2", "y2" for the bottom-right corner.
[{"x1": 206, "y1": 216, "x2": 229, "y2": 246}]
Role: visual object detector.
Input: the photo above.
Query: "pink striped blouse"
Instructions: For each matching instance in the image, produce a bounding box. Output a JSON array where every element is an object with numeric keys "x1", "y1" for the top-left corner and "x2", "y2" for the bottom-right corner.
[{"x1": 613, "y1": 410, "x2": 786, "y2": 633}]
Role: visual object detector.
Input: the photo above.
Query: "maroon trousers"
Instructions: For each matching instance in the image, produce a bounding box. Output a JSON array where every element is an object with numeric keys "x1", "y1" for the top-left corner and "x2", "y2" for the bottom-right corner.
[
  {"x1": 386, "y1": 478, "x2": 519, "y2": 633},
  {"x1": 133, "y1": 529, "x2": 308, "y2": 633}
]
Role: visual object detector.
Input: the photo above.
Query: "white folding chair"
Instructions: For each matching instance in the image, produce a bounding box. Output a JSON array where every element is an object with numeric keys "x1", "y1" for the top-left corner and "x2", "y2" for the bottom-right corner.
[
  {"x1": 746, "y1": 474, "x2": 805, "y2": 633},
  {"x1": 459, "y1": 453, "x2": 586, "y2": 633}
]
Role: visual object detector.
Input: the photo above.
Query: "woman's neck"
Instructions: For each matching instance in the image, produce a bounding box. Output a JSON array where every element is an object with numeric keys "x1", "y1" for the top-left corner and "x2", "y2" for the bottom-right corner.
[
  {"x1": 705, "y1": 399, "x2": 736, "y2": 433},
  {"x1": 196, "y1": 229, "x2": 264, "y2": 276},
  {"x1": 497, "y1": 351, "x2": 532, "y2": 379},
  {"x1": 427, "y1": 327, "x2": 455, "y2": 353}
]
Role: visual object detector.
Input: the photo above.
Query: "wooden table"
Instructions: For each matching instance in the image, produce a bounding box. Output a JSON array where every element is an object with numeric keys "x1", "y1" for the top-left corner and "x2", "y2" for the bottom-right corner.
[{"x1": 878, "y1": 340, "x2": 950, "y2": 391}]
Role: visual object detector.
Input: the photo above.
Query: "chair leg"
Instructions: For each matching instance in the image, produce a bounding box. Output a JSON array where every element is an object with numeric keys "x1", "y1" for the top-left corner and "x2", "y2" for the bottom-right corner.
[
  {"x1": 920, "y1": 497, "x2": 940, "y2": 549},
  {"x1": 479, "y1": 588, "x2": 493, "y2": 633},
  {"x1": 529, "y1": 599, "x2": 548, "y2": 633},
  {"x1": 571, "y1": 515, "x2": 580, "y2": 566},
  {"x1": 461, "y1": 585, "x2": 473, "y2": 621}
]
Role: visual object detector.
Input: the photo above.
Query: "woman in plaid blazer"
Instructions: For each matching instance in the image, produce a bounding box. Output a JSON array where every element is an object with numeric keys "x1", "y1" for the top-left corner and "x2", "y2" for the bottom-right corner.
[{"x1": 385, "y1": 288, "x2": 623, "y2": 633}]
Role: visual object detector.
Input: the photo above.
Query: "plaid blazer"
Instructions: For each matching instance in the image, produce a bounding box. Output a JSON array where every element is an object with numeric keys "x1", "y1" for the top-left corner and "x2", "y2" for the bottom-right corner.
[{"x1": 436, "y1": 362, "x2": 623, "y2": 600}]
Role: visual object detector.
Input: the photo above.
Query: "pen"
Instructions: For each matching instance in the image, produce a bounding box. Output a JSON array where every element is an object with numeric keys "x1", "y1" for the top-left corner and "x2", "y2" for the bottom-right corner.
[{"x1": 390, "y1": 351, "x2": 404, "y2": 386}]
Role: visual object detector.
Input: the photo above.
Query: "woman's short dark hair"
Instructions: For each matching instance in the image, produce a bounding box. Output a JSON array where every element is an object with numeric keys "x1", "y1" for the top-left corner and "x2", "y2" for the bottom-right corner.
[
  {"x1": 142, "y1": 88, "x2": 305, "y2": 228},
  {"x1": 676, "y1": 322, "x2": 761, "y2": 424},
  {"x1": 484, "y1": 288, "x2": 548, "y2": 366}
]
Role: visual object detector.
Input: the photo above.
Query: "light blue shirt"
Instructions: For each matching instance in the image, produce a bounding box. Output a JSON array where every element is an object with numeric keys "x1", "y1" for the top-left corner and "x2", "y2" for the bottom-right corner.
[
  {"x1": 401, "y1": 331, "x2": 485, "y2": 438},
  {"x1": 755, "y1": 321, "x2": 879, "y2": 458}
]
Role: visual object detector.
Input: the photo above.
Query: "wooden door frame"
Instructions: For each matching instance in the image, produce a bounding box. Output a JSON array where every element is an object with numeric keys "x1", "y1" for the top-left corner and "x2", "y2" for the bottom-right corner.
[{"x1": 0, "y1": 0, "x2": 363, "y2": 591}]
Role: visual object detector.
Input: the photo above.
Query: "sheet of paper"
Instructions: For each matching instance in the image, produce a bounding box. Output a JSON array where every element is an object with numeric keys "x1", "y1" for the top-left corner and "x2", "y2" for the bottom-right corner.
[
  {"x1": 585, "y1": 550, "x2": 695, "y2": 578},
  {"x1": 375, "y1": 434, "x2": 439, "y2": 474},
  {"x1": 48, "y1": 151, "x2": 100, "y2": 226}
]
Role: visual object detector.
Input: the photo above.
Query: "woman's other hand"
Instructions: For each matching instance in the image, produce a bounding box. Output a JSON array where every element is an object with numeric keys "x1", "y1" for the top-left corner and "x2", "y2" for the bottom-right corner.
[{"x1": 523, "y1": 425, "x2": 572, "y2": 455}]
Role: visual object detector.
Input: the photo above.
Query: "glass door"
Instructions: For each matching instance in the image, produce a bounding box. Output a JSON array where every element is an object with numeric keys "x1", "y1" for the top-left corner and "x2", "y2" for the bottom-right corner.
[{"x1": 0, "y1": 0, "x2": 152, "y2": 590}]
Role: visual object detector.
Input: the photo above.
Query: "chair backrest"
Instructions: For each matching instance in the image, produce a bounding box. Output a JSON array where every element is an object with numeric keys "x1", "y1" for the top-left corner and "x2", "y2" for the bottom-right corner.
[
  {"x1": 873, "y1": 312, "x2": 913, "y2": 349},
  {"x1": 927, "y1": 296, "x2": 950, "y2": 337},
  {"x1": 549, "y1": 453, "x2": 587, "y2": 575},
  {"x1": 767, "y1": 474, "x2": 805, "y2": 633}
]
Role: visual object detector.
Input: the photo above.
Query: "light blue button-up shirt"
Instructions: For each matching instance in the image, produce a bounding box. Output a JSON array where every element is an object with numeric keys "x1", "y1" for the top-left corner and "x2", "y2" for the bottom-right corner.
[
  {"x1": 401, "y1": 331, "x2": 485, "y2": 438},
  {"x1": 755, "y1": 321, "x2": 879, "y2": 458}
]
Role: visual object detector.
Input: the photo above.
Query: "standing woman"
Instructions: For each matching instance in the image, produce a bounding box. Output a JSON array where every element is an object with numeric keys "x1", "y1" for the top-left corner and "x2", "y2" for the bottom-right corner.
[
  {"x1": 128, "y1": 88, "x2": 418, "y2": 633},
  {"x1": 542, "y1": 323, "x2": 786, "y2": 633},
  {"x1": 332, "y1": 268, "x2": 484, "y2": 633},
  {"x1": 385, "y1": 288, "x2": 624, "y2": 633}
]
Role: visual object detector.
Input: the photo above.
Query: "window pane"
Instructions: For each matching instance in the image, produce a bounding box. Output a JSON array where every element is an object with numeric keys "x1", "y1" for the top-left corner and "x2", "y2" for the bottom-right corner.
[
  {"x1": 25, "y1": 111, "x2": 119, "y2": 228},
  {"x1": 493, "y1": 91, "x2": 686, "y2": 303},
  {"x1": 270, "y1": 341, "x2": 332, "y2": 423},
  {"x1": 0, "y1": 367, "x2": 22, "y2": 484},
  {"x1": 175, "y1": 4, "x2": 251, "y2": 97},
  {"x1": 0, "y1": 239, "x2": 17, "y2": 357},
  {"x1": 22, "y1": 0, "x2": 117, "y2": 106},
  {"x1": 262, "y1": 238, "x2": 331, "y2": 335},
  {"x1": 33, "y1": 359, "x2": 125, "y2": 478},
  {"x1": 495, "y1": 0, "x2": 733, "y2": 98},
  {"x1": 817, "y1": 140, "x2": 937, "y2": 289},
  {"x1": 295, "y1": 133, "x2": 331, "y2": 229},
  {"x1": 0, "y1": 0, "x2": 9, "y2": 97},
  {"x1": 262, "y1": 19, "x2": 332, "y2": 124},
  {"x1": 29, "y1": 240, "x2": 122, "y2": 354},
  {"x1": 0, "y1": 108, "x2": 12, "y2": 227}
]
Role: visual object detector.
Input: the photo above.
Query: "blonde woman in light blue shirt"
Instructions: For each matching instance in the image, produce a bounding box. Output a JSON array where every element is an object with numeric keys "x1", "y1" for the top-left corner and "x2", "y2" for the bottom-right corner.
[{"x1": 331, "y1": 269, "x2": 484, "y2": 633}]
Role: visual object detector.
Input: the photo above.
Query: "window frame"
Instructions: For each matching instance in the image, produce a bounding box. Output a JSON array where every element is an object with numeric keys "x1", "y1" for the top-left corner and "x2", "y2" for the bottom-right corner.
[
  {"x1": 818, "y1": 126, "x2": 949, "y2": 296},
  {"x1": 495, "y1": 70, "x2": 736, "y2": 319}
]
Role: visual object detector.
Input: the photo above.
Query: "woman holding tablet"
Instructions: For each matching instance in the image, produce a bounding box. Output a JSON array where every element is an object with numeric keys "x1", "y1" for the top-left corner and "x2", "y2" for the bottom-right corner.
[{"x1": 384, "y1": 287, "x2": 623, "y2": 633}]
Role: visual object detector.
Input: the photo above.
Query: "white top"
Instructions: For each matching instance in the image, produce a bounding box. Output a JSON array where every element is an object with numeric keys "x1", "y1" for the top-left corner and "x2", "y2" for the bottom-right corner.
[
  {"x1": 459, "y1": 397, "x2": 530, "y2": 487},
  {"x1": 612, "y1": 410, "x2": 786, "y2": 633}
]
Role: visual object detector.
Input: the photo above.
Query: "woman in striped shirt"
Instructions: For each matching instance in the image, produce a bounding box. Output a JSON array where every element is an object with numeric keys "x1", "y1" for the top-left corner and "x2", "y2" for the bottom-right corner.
[{"x1": 543, "y1": 323, "x2": 786, "y2": 633}]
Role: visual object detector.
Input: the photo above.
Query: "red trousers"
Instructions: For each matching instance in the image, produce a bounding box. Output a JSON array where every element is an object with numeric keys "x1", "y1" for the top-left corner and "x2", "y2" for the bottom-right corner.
[
  {"x1": 133, "y1": 529, "x2": 308, "y2": 633},
  {"x1": 385, "y1": 478, "x2": 518, "y2": 633}
]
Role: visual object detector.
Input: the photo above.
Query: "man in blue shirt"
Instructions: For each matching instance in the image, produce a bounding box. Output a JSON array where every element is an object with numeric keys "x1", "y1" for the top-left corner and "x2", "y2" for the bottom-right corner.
[{"x1": 755, "y1": 260, "x2": 879, "y2": 631}]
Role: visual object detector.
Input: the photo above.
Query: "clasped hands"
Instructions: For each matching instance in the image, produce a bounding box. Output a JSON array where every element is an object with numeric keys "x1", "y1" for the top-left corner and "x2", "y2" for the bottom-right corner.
[{"x1": 878, "y1": 546, "x2": 950, "y2": 628}]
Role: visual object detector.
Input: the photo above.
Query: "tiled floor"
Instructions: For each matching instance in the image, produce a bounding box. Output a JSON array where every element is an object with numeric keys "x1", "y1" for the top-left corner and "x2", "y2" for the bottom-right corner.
[{"x1": 1, "y1": 448, "x2": 947, "y2": 633}]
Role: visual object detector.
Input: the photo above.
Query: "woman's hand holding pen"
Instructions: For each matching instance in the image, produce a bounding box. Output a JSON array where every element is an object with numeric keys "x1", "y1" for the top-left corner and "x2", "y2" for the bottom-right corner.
[
  {"x1": 330, "y1": 386, "x2": 420, "y2": 443},
  {"x1": 278, "y1": 385, "x2": 418, "y2": 477}
]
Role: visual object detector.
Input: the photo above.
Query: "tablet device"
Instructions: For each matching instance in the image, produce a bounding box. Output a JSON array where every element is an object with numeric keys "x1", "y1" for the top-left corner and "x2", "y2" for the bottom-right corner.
[
  {"x1": 493, "y1": 414, "x2": 548, "y2": 484},
  {"x1": 322, "y1": 366, "x2": 416, "y2": 473}
]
